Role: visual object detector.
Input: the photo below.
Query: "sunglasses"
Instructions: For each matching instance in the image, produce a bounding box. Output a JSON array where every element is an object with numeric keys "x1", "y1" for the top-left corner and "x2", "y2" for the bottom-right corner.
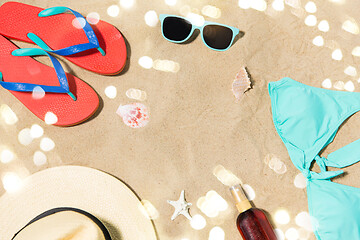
[{"x1": 159, "y1": 14, "x2": 240, "y2": 51}]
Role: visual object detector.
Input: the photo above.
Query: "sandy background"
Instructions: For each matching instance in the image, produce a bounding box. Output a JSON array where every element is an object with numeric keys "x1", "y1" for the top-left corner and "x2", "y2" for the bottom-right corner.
[{"x1": 1, "y1": 0, "x2": 360, "y2": 239}]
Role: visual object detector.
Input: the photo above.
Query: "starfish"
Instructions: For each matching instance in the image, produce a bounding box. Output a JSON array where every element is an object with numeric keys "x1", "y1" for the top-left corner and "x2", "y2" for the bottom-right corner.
[{"x1": 167, "y1": 190, "x2": 192, "y2": 220}]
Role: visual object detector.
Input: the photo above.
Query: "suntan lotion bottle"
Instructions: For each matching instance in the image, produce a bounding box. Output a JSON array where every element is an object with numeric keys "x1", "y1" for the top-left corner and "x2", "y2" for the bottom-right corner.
[{"x1": 230, "y1": 184, "x2": 277, "y2": 240}]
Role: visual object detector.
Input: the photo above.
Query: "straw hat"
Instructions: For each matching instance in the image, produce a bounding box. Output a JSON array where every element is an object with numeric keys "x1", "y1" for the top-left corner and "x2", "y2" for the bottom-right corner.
[{"x1": 0, "y1": 166, "x2": 157, "y2": 240}]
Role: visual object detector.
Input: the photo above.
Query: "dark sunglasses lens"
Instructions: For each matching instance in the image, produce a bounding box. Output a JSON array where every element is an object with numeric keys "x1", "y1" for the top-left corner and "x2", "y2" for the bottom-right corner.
[
  {"x1": 203, "y1": 25, "x2": 234, "y2": 50},
  {"x1": 162, "y1": 17, "x2": 192, "y2": 41}
]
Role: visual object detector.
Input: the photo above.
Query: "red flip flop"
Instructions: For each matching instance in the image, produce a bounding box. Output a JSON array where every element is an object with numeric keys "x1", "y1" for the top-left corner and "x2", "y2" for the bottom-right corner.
[
  {"x1": 0, "y1": 2, "x2": 127, "y2": 75},
  {"x1": 0, "y1": 35, "x2": 99, "y2": 126}
]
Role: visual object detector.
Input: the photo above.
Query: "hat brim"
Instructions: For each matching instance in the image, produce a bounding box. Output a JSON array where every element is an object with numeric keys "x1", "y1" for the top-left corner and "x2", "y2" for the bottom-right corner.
[{"x1": 0, "y1": 166, "x2": 157, "y2": 240}]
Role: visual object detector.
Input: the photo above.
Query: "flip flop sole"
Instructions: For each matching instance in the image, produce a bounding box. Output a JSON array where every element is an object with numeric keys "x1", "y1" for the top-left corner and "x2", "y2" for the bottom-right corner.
[
  {"x1": 0, "y1": 35, "x2": 99, "y2": 126},
  {"x1": 0, "y1": 2, "x2": 127, "y2": 75}
]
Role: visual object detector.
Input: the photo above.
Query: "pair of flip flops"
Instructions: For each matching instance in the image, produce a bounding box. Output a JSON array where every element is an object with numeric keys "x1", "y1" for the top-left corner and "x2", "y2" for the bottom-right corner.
[{"x1": 0, "y1": 2, "x2": 127, "y2": 126}]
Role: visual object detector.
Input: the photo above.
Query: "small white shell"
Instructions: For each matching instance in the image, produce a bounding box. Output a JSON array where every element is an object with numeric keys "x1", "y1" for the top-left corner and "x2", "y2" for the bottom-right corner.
[
  {"x1": 232, "y1": 67, "x2": 251, "y2": 100},
  {"x1": 116, "y1": 103, "x2": 149, "y2": 128}
]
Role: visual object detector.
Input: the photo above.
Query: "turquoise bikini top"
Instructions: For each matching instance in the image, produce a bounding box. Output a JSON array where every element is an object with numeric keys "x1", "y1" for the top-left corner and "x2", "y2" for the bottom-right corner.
[{"x1": 269, "y1": 77, "x2": 360, "y2": 240}]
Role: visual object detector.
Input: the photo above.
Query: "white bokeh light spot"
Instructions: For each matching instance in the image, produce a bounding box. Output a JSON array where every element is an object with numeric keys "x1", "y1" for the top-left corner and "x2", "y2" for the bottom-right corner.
[
  {"x1": 153, "y1": 59, "x2": 180, "y2": 73},
  {"x1": 321, "y1": 78, "x2": 332, "y2": 89},
  {"x1": 198, "y1": 190, "x2": 228, "y2": 218},
  {"x1": 305, "y1": 1, "x2": 317, "y2": 13},
  {"x1": 295, "y1": 211, "x2": 313, "y2": 232},
  {"x1": 120, "y1": 0, "x2": 135, "y2": 9},
  {"x1": 352, "y1": 46, "x2": 360, "y2": 56},
  {"x1": 318, "y1": 20, "x2": 329, "y2": 32},
  {"x1": 0, "y1": 104, "x2": 18, "y2": 125},
  {"x1": 186, "y1": 13, "x2": 205, "y2": 27},
  {"x1": 272, "y1": 0, "x2": 285, "y2": 11},
  {"x1": 139, "y1": 200, "x2": 159, "y2": 220},
  {"x1": 238, "y1": 0, "x2": 251, "y2": 9},
  {"x1": 294, "y1": 173, "x2": 307, "y2": 188},
  {"x1": 126, "y1": 88, "x2": 147, "y2": 101},
  {"x1": 30, "y1": 124, "x2": 44, "y2": 139},
  {"x1": 274, "y1": 209, "x2": 290, "y2": 224},
  {"x1": 202, "y1": 5, "x2": 222, "y2": 18},
  {"x1": 305, "y1": 15, "x2": 317, "y2": 26},
  {"x1": 33, "y1": 151, "x2": 47, "y2": 166},
  {"x1": 86, "y1": 12, "x2": 100, "y2": 25},
  {"x1": 208, "y1": 227, "x2": 225, "y2": 240},
  {"x1": 285, "y1": 228, "x2": 300, "y2": 240},
  {"x1": 332, "y1": 49, "x2": 343, "y2": 61},
  {"x1": 144, "y1": 10, "x2": 158, "y2": 27},
  {"x1": 2, "y1": 172, "x2": 23, "y2": 193},
  {"x1": 342, "y1": 19, "x2": 359, "y2": 35},
  {"x1": 138, "y1": 56, "x2": 153, "y2": 69},
  {"x1": 18, "y1": 128, "x2": 33, "y2": 146},
  {"x1": 334, "y1": 81, "x2": 345, "y2": 90},
  {"x1": 165, "y1": 0, "x2": 177, "y2": 6},
  {"x1": 344, "y1": 81, "x2": 355, "y2": 92},
  {"x1": 44, "y1": 112, "x2": 58, "y2": 125},
  {"x1": 40, "y1": 137, "x2": 55, "y2": 152},
  {"x1": 251, "y1": 0, "x2": 267, "y2": 11},
  {"x1": 72, "y1": 17, "x2": 86, "y2": 29},
  {"x1": 274, "y1": 228, "x2": 285, "y2": 240},
  {"x1": 1, "y1": 149, "x2": 14, "y2": 164},
  {"x1": 190, "y1": 214, "x2": 206, "y2": 230},
  {"x1": 104, "y1": 86, "x2": 117, "y2": 99},
  {"x1": 107, "y1": 5, "x2": 120, "y2": 17},
  {"x1": 312, "y1": 36, "x2": 324, "y2": 46},
  {"x1": 344, "y1": 66, "x2": 357, "y2": 77},
  {"x1": 32, "y1": 86, "x2": 45, "y2": 99},
  {"x1": 285, "y1": 0, "x2": 301, "y2": 8}
]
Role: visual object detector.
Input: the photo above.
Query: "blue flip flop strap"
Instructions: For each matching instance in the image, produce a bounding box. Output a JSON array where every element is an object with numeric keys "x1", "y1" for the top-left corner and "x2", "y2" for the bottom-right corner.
[
  {"x1": 27, "y1": 6, "x2": 105, "y2": 56},
  {"x1": 0, "y1": 48, "x2": 76, "y2": 101}
]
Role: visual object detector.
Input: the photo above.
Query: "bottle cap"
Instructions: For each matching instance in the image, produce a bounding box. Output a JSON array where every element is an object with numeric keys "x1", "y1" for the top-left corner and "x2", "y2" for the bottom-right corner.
[{"x1": 230, "y1": 184, "x2": 252, "y2": 213}]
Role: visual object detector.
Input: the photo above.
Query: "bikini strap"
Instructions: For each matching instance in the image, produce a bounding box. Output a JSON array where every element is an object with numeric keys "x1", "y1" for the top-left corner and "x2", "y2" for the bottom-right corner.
[
  {"x1": 302, "y1": 156, "x2": 343, "y2": 181},
  {"x1": 302, "y1": 138, "x2": 360, "y2": 181},
  {"x1": 325, "y1": 138, "x2": 360, "y2": 168}
]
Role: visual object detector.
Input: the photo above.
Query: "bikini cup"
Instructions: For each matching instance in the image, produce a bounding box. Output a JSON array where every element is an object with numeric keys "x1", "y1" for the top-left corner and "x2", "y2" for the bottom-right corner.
[{"x1": 268, "y1": 77, "x2": 360, "y2": 240}]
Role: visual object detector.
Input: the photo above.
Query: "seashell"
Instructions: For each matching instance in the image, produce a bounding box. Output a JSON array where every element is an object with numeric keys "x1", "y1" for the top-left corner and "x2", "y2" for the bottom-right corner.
[
  {"x1": 232, "y1": 67, "x2": 251, "y2": 100},
  {"x1": 116, "y1": 103, "x2": 149, "y2": 128}
]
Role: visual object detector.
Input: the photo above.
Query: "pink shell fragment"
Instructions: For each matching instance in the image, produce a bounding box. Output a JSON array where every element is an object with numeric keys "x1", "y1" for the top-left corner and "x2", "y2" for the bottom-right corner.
[
  {"x1": 232, "y1": 67, "x2": 251, "y2": 100},
  {"x1": 116, "y1": 103, "x2": 149, "y2": 128}
]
